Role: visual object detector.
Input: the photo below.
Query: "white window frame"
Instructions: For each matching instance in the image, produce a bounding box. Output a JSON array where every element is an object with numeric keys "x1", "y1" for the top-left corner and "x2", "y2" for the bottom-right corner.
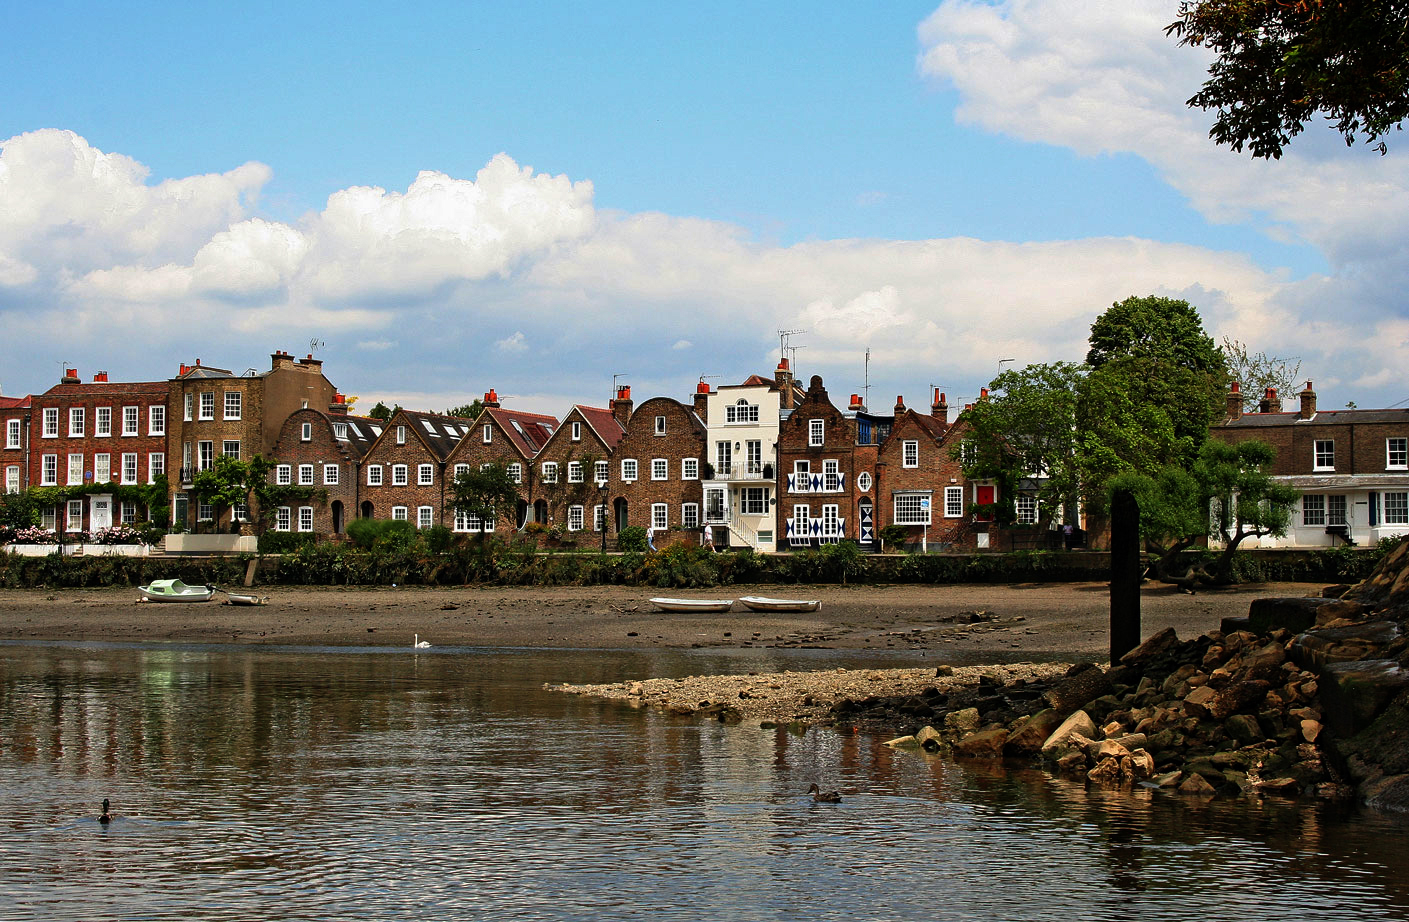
[
  {"x1": 571, "y1": 421, "x2": 582, "y2": 442},
  {"x1": 276, "y1": 507, "x2": 291, "y2": 531},
  {"x1": 417, "y1": 506, "x2": 434, "y2": 529},
  {"x1": 454, "y1": 463, "x2": 471, "y2": 481},
  {"x1": 122, "y1": 405, "x2": 139, "y2": 436},
  {"x1": 1015, "y1": 494, "x2": 1038, "y2": 525},
  {"x1": 42, "y1": 408, "x2": 58, "y2": 438},
  {"x1": 222, "y1": 440, "x2": 241, "y2": 461},
  {"x1": 790, "y1": 503, "x2": 811, "y2": 546},
  {"x1": 324, "y1": 464, "x2": 340, "y2": 485},
  {"x1": 224, "y1": 391, "x2": 242, "y2": 420},
  {"x1": 41, "y1": 454, "x2": 57, "y2": 486},
  {"x1": 148, "y1": 452, "x2": 165, "y2": 484},
  {"x1": 148, "y1": 404, "x2": 165, "y2": 436},
  {"x1": 334, "y1": 422, "x2": 348, "y2": 440},
  {"x1": 396, "y1": 425, "x2": 407, "y2": 445},
  {"x1": 594, "y1": 504, "x2": 607, "y2": 532},
  {"x1": 568, "y1": 461, "x2": 583, "y2": 483},
  {"x1": 621, "y1": 459, "x2": 638, "y2": 482},
  {"x1": 8, "y1": 418, "x2": 23, "y2": 448},
  {"x1": 1302, "y1": 494, "x2": 1326, "y2": 526},
  {"x1": 199, "y1": 393, "x2": 214, "y2": 421},
  {"x1": 651, "y1": 503, "x2": 668, "y2": 530},
  {"x1": 299, "y1": 464, "x2": 315, "y2": 486},
  {"x1": 594, "y1": 460, "x2": 609, "y2": 484},
  {"x1": 682, "y1": 503, "x2": 699, "y2": 529},
  {"x1": 508, "y1": 462, "x2": 523, "y2": 485},
  {"x1": 809, "y1": 418, "x2": 824, "y2": 447},
  {"x1": 902, "y1": 440, "x2": 919, "y2": 468},
  {"x1": 276, "y1": 464, "x2": 292, "y2": 485},
  {"x1": 654, "y1": 415, "x2": 667, "y2": 436},
  {"x1": 301, "y1": 422, "x2": 312, "y2": 442},
  {"x1": 1313, "y1": 439, "x2": 1335, "y2": 471},
  {"x1": 542, "y1": 461, "x2": 559, "y2": 484},
  {"x1": 67, "y1": 499, "x2": 84, "y2": 532},
  {"x1": 198, "y1": 440, "x2": 214, "y2": 471},
  {"x1": 1389, "y1": 438, "x2": 1409, "y2": 471},
  {"x1": 823, "y1": 459, "x2": 841, "y2": 492},
  {"x1": 742, "y1": 487, "x2": 768, "y2": 516},
  {"x1": 367, "y1": 464, "x2": 383, "y2": 486},
  {"x1": 183, "y1": 393, "x2": 193, "y2": 422},
  {"x1": 651, "y1": 458, "x2": 668, "y2": 481},
  {"x1": 5, "y1": 464, "x2": 18, "y2": 494},
  {"x1": 1385, "y1": 492, "x2": 1409, "y2": 526},
  {"x1": 392, "y1": 464, "x2": 408, "y2": 486},
  {"x1": 68, "y1": 407, "x2": 84, "y2": 437},
  {"x1": 894, "y1": 492, "x2": 932, "y2": 526},
  {"x1": 298, "y1": 506, "x2": 314, "y2": 532},
  {"x1": 726, "y1": 400, "x2": 759, "y2": 424},
  {"x1": 92, "y1": 407, "x2": 111, "y2": 438},
  {"x1": 67, "y1": 453, "x2": 84, "y2": 486},
  {"x1": 945, "y1": 486, "x2": 964, "y2": 518},
  {"x1": 682, "y1": 458, "x2": 699, "y2": 480},
  {"x1": 567, "y1": 505, "x2": 584, "y2": 532},
  {"x1": 121, "y1": 453, "x2": 138, "y2": 485},
  {"x1": 392, "y1": 506, "x2": 408, "y2": 521},
  {"x1": 94, "y1": 453, "x2": 111, "y2": 483},
  {"x1": 418, "y1": 464, "x2": 434, "y2": 486},
  {"x1": 121, "y1": 501, "x2": 137, "y2": 525},
  {"x1": 1327, "y1": 494, "x2": 1348, "y2": 527},
  {"x1": 483, "y1": 424, "x2": 493, "y2": 444}
]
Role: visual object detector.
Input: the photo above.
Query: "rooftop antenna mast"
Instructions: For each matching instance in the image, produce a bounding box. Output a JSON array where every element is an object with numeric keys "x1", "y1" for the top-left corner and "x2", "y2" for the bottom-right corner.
[
  {"x1": 310, "y1": 338, "x2": 326, "y2": 355},
  {"x1": 612, "y1": 373, "x2": 629, "y2": 394},
  {"x1": 777, "y1": 328, "x2": 806, "y2": 365},
  {"x1": 861, "y1": 347, "x2": 872, "y2": 408}
]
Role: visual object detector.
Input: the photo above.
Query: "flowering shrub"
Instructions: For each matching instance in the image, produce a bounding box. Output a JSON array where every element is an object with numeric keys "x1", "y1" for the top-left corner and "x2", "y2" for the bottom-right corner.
[
  {"x1": 89, "y1": 525, "x2": 147, "y2": 546},
  {"x1": 12, "y1": 526, "x2": 59, "y2": 545}
]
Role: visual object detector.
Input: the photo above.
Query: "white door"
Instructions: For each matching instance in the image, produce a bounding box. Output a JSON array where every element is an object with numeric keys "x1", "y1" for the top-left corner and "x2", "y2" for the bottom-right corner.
[{"x1": 90, "y1": 494, "x2": 113, "y2": 531}]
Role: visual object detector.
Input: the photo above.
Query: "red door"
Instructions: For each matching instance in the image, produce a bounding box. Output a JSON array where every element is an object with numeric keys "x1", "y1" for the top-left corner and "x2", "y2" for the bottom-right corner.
[{"x1": 974, "y1": 485, "x2": 995, "y2": 521}]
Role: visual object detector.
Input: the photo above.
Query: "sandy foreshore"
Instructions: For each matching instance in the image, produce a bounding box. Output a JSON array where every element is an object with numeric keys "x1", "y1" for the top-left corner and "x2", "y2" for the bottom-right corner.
[{"x1": 0, "y1": 580, "x2": 1324, "y2": 656}]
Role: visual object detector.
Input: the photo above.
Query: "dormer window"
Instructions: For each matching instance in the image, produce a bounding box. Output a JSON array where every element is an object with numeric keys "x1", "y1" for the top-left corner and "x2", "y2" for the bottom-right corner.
[{"x1": 334, "y1": 422, "x2": 348, "y2": 440}]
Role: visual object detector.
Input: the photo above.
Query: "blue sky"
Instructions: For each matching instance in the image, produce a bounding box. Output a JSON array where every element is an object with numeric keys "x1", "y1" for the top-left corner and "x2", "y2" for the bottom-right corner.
[{"x1": 1, "y1": 1, "x2": 1403, "y2": 416}]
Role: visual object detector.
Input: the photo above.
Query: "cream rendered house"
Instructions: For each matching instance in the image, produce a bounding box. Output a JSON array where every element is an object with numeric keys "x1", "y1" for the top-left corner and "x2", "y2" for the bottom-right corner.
[{"x1": 702, "y1": 375, "x2": 785, "y2": 550}]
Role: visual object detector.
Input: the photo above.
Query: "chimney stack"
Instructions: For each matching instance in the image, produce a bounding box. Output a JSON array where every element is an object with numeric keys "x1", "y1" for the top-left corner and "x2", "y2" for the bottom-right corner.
[
  {"x1": 776, "y1": 358, "x2": 794, "y2": 409},
  {"x1": 848, "y1": 394, "x2": 864, "y2": 411},
  {"x1": 612, "y1": 385, "x2": 633, "y2": 427},
  {"x1": 1226, "y1": 381, "x2": 1243, "y2": 420},
  {"x1": 894, "y1": 395, "x2": 906, "y2": 414},
  {"x1": 692, "y1": 381, "x2": 710, "y2": 421},
  {"x1": 1298, "y1": 380, "x2": 1316, "y2": 420},
  {"x1": 980, "y1": 387, "x2": 989, "y2": 400},
  {"x1": 328, "y1": 393, "x2": 348, "y2": 416},
  {"x1": 483, "y1": 389, "x2": 501, "y2": 409},
  {"x1": 62, "y1": 368, "x2": 79, "y2": 384},
  {"x1": 1258, "y1": 387, "x2": 1282, "y2": 414},
  {"x1": 93, "y1": 371, "x2": 109, "y2": 383},
  {"x1": 931, "y1": 388, "x2": 948, "y2": 422}
]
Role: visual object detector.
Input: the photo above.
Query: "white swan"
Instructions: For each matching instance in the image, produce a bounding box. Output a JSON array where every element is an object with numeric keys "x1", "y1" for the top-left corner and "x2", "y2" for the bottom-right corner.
[{"x1": 414, "y1": 634, "x2": 431, "y2": 648}]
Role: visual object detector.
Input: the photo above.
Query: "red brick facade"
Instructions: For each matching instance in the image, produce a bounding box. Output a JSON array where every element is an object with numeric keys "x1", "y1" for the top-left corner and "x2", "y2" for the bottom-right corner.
[
  {"x1": 1, "y1": 395, "x2": 31, "y2": 498},
  {"x1": 608, "y1": 396, "x2": 706, "y2": 538},
  {"x1": 776, "y1": 376, "x2": 865, "y2": 549},
  {"x1": 443, "y1": 397, "x2": 558, "y2": 533},
  {"x1": 267, "y1": 409, "x2": 377, "y2": 535},
  {"x1": 28, "y1": 370, "x2": 169, "y2": 531},
  {"x1": 359, "y1": 409, "x2": 473, "y2": 528},
  {"x1": 529, "y1": 405, "x2": 623, "y2": 538}
]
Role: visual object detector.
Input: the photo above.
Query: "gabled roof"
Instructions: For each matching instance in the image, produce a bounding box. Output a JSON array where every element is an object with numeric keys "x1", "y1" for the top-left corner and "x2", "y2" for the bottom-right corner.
[
  {"x1": 574, "y1": 405, "x2": 625, "y2": 451},
  {"x1": 330, "y1": 414, "x2": 380, "y2": 460},
  {"x1": 908, "y1": 412, "x2": 947, "y2": 441},
  {"x1": 481, "y1": 406, "x2": 558, "y2": 458},
  {"x1": 0, "y1": 395, "x2": 30, "y2": 410},
  {"x1": 719, "y1": 374, "x2": 778, "y2": 390},
  {"x1": 174, "y1": 365, "x2": 235, "y2": 380},
  {"x1": 382, "y1": 409, "x2": 478, "y2": 462}
]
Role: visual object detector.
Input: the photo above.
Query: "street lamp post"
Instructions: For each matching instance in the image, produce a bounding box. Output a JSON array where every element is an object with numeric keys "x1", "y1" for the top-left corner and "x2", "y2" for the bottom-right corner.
[{"x1": 599, "y1": 482, "x2": 608, "y2": 553}]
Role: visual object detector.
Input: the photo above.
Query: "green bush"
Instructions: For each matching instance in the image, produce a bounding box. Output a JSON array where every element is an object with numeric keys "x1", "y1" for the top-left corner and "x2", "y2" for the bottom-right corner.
[
  {"x1": 617, "y1": 526, "x2": 648, "y2": 552},
  {"x1": 258, "y1": 531, "x2": 317, "y2": 553},
  {"x1": 345, "y1": 518, "x2": 419, "y2": 552},
  {"x1": 424, "y1": 524, "x2": 453, "y2": 554},
  {"x1": 879, "y1": 524, "x2": 909, "y2": 551}
]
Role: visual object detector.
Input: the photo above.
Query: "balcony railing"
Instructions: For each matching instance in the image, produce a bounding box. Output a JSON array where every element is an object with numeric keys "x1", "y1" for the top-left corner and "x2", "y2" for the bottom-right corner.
[{"x1": 786, "y1": 518, "x2": 845, "y2": 546}]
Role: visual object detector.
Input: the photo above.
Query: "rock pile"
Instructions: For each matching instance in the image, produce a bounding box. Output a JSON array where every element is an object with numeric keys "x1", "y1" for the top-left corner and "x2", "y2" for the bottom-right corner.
[{"x1": 844, "y1": 624, "x2": 1348, "y2": 798}]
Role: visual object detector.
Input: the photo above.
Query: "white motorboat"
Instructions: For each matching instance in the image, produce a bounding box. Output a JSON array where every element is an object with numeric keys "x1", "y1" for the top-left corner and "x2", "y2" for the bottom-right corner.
[
  {"x1": 137, "y1": 579, "x2": 216, "y2": 603},
  {"x1": 649, "y1": 597, "x2": 736, "y2": 613},
  {"x1": 738, "y1": 596, "x2": 822, "y2": 613}
]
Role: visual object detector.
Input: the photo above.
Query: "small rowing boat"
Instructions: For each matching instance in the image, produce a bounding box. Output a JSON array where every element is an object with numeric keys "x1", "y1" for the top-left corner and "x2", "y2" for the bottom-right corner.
[
  {"x1": 224, "y1": 593, "x2": 269, "y2": 606},
  {"x1": 137, "y1": 579, "x2": 216, "y2": 603},
  {"x1": 649, "y1": 597, "x2": 735, "y2": 613},
  {"x1": 738, "y1": 596, "x2": 821, "y2": 613}
]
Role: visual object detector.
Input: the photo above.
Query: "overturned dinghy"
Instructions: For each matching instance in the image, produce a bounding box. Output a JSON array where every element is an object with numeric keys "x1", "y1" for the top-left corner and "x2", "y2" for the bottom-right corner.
[
  {"x1": 224, "y1": 592, "x2": 269, "y2": 606},
  {"x1": 650, "y1": 598, "x2": 735, "y2": 613},
  {"x1": 738, "y1": 596, "x2": 821, "y2": 613}
]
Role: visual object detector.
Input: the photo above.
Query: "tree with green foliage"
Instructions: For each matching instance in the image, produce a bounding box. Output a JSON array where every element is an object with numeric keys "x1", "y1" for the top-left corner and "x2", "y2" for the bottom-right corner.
[
  {"x1": 368, "y1": 402, "x2": 393, "y2": 421},
  {"x1": 961, "y1": 362, "x2": 1085, "y2": 525},
  {"x1": 1114, "y1": 439, "x2": 1298, "y2": 589},
  {"x1": 444, "y1": 400, "x2": 484, "y2": 420},
  {"x1": 0, "y1": 490, "x2": 42, "y2": 530},
  {"x1": 1168, "y1": 1, "x2": 1409, "y2": 157},
  {"x1": 449, "y1": 463, "x2": 521, "y2": 540},
  {"x1": 192, "y1": 455, "x2": 316, "y2": 534}
]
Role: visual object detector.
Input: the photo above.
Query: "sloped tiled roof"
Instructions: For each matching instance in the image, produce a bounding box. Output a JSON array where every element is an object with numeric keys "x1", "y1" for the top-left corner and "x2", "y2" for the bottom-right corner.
[
  {"x1": 575, "y1": 405, "x2": 625, "y2": 450},
  {"x1": 1222, "y1": 408, "x2": 1409, "y2": 428},
  {"x1": 38, "y1": 380, "x2": 168, "y2": 399},
  {"x1": 483, "y1": 406, "x2": 558, "y2": 458},
  {"x1": 0, "y1": 395, "x2": 31, "y2": 409},
  {"x1": 331, "y1": 414, "x2": 380, "y2": 460}
]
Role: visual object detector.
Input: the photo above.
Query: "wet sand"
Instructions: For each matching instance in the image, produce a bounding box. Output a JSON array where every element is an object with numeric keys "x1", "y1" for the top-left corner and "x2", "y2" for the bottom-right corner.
[{"x1": 0, "y1": 580, "x2": 1325, "y2": 656}]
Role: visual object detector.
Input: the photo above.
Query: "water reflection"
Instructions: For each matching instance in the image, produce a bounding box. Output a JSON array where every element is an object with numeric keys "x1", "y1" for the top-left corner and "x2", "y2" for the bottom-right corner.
[{"x1": 1, "y1": 641, "x2": 1407, "y2": 922}]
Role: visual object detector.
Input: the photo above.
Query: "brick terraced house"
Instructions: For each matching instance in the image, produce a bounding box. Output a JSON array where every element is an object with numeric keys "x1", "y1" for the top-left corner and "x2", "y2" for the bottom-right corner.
[
  {"x1": 169, "y1": 351, "x2": 337, "y2": 530},
  {"x1": 267, "y1": 402, "x2": 378, "y2": 536},
  {"x1": 359, "y1": 408, "x2": 476, "y2": 529},
  {"x1": 607, "y1": 389, "x2": 706, "y2": 542},
  {"x1": 528, "y1": 402, "x2": 624, "y2": 541},
  {"x1": 1, "y1": 393, "x2": 31, "y2": 497},
  {"x1": 28, "y1": 369, "x2": 169, "y2": 532},
  {"x1": 1210, "y1": 381, "x2": 1409, "y2": 547},
  {"x1": 443, "y1": 390, "x2": 558, "y2": 534}
]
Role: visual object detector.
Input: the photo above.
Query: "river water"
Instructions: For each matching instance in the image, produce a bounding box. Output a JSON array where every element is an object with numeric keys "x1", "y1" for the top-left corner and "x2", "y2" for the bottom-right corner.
[{"x1": 2, "y1": 640, "x2": 1408, "y2": 922}]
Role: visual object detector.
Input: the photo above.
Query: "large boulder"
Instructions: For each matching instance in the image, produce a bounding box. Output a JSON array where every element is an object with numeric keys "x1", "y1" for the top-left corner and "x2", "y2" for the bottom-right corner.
[
  {"x1": 954, "y1": 728, "x2": 1009, "y2": 759},
  {"x1": 1119, "y1": 627, "x2": 1180, "y2": 667},
  {"x1": 1045, "y1": 666, "x2": 1113, "y2": 714},
  {"x1": 1041, "y1": 710, "x2": 1098, "y2": 755},
  {"x1": 1290, "y1": 621, "x2": 1403, "y2": 669},
  {"x1": 1321, "y1": 661, "x2": 1409, "y2": 736},
  {"x1": 1248, "y1": 597, "x2": 1334, "y2": 634}
]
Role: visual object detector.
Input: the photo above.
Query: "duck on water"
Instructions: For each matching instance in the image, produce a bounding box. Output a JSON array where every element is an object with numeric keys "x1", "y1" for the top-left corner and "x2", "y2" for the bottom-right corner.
[
  {"x1": 807, "y1": 784, "x2": 842, "y2": 803},
  {"x1": 99, "y1": 799, "x2": 112, "y2": 824}
]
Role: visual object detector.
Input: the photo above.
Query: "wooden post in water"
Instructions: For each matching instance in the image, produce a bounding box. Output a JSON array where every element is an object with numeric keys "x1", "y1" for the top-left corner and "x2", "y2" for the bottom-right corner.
[{"x1": 1109, "y1": 487, "x2": 1141, "y2": 663}]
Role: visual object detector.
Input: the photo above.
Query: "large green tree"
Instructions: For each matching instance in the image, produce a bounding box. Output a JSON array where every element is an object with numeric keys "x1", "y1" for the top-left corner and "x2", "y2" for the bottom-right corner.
[
  {"x1": 1113, "y1": 439, "x2": 1298, "y2": 589},
  {"x1": 1168, "y1": 1, "x2": 1409, "y2": 157},
  {"x1": 192, "y1": 455, "x2": 316, "y2": 534}
]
